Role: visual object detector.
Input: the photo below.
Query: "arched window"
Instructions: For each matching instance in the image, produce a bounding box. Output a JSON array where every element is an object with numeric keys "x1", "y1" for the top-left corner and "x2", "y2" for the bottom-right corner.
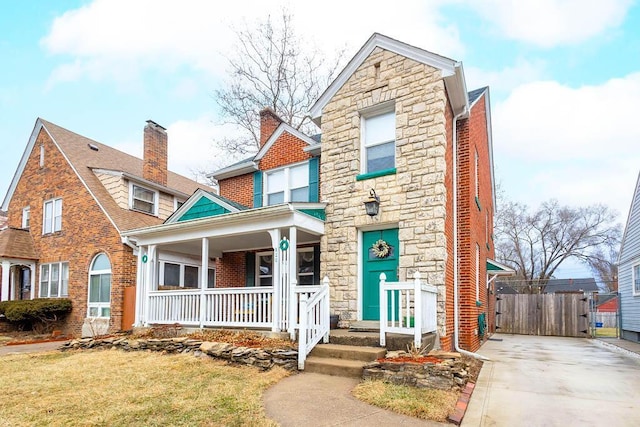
[{"x1": 88, "y1": 253, "x2": 111, "y2": 318}]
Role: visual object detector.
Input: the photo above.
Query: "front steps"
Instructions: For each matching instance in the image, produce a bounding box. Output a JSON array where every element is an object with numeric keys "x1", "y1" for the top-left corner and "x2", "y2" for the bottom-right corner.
[{"x1": 304, "y1": 343, "x2": 386, "y2": 377}]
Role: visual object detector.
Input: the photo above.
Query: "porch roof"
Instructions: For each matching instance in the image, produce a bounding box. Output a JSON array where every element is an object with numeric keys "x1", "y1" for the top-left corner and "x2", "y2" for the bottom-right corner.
[
  {"x1": 487, "y1": 258, "x2": 515, "y2": 276},
  {"x1": 123, "y1": 203, "x2": 326, "y2": 253},
  {"x1": 0, "y1": 228, "x2": 38, "y2": 261}
]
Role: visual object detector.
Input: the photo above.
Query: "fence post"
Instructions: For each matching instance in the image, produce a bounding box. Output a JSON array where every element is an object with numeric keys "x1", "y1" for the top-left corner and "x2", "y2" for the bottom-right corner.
[
  {"x1": 379, "y1": 273, "x2": 387, "y2": 347},
  {"x1": 323, "y1": 276, "x2": 330, "y2": 343},
  {"x1": 413, "y1": 271, "x2": 422, "y2": 348},
  {"x1": 298, "y1": 294, "x2": 308, "y2": 370}
]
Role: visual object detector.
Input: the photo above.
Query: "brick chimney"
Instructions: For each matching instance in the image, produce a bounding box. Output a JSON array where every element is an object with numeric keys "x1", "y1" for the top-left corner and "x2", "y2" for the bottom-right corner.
[
  {"x1": 143, "y1": 120, "x2": 168, "y2": 186},
  {"x1": 259, "y1": 108, "x2": 283, "y2": 148}
]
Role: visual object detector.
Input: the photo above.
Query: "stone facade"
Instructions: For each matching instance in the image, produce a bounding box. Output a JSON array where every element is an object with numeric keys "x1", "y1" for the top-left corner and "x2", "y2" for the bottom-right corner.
[{"x1": 320, "y1": 47, "x2": 450, "y2": 328}]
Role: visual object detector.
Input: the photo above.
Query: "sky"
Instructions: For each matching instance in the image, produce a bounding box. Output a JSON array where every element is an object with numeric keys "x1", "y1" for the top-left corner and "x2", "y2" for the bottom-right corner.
[{"x1": 1, "y1": 0, "x2": 639, "y2": 278}]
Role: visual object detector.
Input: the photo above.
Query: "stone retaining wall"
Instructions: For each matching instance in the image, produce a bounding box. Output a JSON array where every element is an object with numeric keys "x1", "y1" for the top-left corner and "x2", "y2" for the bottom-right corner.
[
  {"x1": 60, "y1": 337, "x2": 299, "y2": 371},
  {"x1": 362, "y1": 352, "x2": 472, "y2": 391}
]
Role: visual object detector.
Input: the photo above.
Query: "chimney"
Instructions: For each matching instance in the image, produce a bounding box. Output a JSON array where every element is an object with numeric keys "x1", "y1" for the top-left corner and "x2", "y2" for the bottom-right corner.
[
  {"x1": 259, "y1": 108, "x2": 283, "y2": 148},
  {"x1": 143, "y1": 120, "x2": 168, "y2": 186}
]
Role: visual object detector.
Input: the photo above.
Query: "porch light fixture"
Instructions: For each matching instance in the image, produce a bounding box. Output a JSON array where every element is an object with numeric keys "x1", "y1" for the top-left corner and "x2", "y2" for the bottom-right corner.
[{"x1": 364, "y1": 188, "x2": 380, "y2": 217}]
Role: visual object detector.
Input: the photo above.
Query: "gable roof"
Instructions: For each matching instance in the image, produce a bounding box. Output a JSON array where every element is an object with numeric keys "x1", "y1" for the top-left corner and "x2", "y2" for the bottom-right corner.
[
  {"x1": 2, "y1": 118, "x2": 208, "y2": 233},
  {"x1": 254, "y1": 123, "x2": 318, "y2": 161},
  {"x1": 468, "y1": 86, "x2": 497, "y2": 213},
  {"x1": 165, "y1": 189, "x2": 247, "y2": 224},
  {"x1": 309, "y1": 33, "x2": 469, "y2": 125},
  {"x1": 619, "y1": 170, "x2": 640, "y2": 264},
  {"x1": 543, "y1": 278, "x2": 598, "y2": 294},
  {"x1": 0, "y1": 227, "x2": 38, "y2": 260}
]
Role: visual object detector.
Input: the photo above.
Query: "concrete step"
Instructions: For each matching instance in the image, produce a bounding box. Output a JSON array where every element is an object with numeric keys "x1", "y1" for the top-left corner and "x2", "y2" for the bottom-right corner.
[
  {"x1": 330, "y1": 329, "x2": 438, "y2": 352},
  {"x1": 310, "y1": 343, "x2": 386, "y2": 362},
  {"x1": 303, "y1": 356, "x2": 368, "y2": 378}
]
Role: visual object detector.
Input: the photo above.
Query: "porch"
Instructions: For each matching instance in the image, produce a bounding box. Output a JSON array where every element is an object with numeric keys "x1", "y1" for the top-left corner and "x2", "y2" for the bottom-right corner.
[{"x1": 0, "y1": 227, "x2": 37, "y2": 302}]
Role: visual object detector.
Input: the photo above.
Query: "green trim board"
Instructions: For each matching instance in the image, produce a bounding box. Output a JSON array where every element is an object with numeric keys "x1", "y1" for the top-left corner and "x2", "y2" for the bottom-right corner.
[
  {"x1": 298, "y1": 208, "x2": 326, "y2": 221},
  {"x1": 486, "y1": 258, "x2": 515, "y2": 274},
  {"x1": 356, "y1": 168, "x2": 396, "y2": 181},
  {"x1": 309, "y1": 157, "x2": 319, "y2": 202},
  {"x1": 253, "y1": 171, "x2": 263, "y2": 208}
]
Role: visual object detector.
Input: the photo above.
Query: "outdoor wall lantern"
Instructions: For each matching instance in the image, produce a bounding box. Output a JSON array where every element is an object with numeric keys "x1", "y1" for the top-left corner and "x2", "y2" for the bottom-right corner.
[{"x1": 364, "y1": 188, "x2": 380, "y2": 217}]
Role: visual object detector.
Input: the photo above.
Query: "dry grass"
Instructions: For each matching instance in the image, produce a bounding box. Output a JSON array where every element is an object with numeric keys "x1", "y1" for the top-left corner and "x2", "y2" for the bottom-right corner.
[
  {"x1": 352, "y1": 380, "x2": 459, "y2": 422},
  {"x1": 595, "y1": 327, "x2": 617, "y2": 337},
  {"x1": 0, "y1": 350, "x2": 289, "y2": 426}
]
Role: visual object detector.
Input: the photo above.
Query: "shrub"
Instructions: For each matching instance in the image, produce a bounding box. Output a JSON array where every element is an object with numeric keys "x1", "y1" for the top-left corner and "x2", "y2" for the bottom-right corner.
[{"x1": 0, "y1": 299, "x2": 72, "y2": 332}]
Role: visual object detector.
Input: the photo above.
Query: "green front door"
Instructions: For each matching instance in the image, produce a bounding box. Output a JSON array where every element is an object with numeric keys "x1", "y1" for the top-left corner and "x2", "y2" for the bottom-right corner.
[{"x1": 362, "y1": 228, "x2": 399, "y2": 320}]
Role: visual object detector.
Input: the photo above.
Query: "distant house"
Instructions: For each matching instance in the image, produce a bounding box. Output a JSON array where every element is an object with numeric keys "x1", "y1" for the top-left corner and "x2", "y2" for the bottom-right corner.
[
  {"x1": 495, "y1": 278, "x2": 598, "y2": 295},
  {"x1": 0, "y1": 119, "x2": 206, "y2": 336},
  {"x1": 618, "y1": 172, "x2": 640, "y2": 343}
]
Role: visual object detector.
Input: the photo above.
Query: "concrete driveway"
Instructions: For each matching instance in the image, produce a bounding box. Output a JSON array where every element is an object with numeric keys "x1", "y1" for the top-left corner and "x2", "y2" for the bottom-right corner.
[{"x1": 463, "y1": 334, "x2": 640, "y2": 427}]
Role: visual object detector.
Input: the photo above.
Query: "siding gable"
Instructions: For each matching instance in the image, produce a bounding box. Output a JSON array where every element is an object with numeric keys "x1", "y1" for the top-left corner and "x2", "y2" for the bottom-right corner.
[
  {"x1": 177, "y1": 195, "x2": 231, "y2": 222},
  {"x1": 620, "y1": 172, "x2": 640, "y2": 264}
]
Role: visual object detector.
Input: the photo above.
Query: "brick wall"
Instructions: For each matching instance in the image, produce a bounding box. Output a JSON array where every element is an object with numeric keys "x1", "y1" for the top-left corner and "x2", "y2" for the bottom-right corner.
[
  {"x1": 442, "y1": 100, "x2": 455, "y2": 351},
  {"x1": 215, "y1": 252, "x2": 246, "y2": 287},
  {"x1": 456, "y1": 93, "x2": 495, "y2": 352},
  {"x1": 6, "y1": 128, "x2": 135, "y2": 336}
]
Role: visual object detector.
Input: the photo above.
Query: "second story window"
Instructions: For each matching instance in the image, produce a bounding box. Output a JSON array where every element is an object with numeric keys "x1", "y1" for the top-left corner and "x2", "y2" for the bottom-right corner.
[
  {"x1": 131, "y1": 184, "x2": 157, "y2": 215},
  {"x1": 43, "y1": 198, "x2": 62, "y2": 234},
  {"x1": 22, "y1": 206, "x2": 30, "y2": 229},
  {"x1": 264, "y1": 162, "x2": 309, "y2": 206},
  {"x1": 362, "y1": 110, "x2": 395, "y2": 174}
]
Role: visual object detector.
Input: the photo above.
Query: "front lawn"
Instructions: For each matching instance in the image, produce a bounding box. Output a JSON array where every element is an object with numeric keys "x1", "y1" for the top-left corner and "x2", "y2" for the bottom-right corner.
[{"x1": 0, "y1": 350, "x2": 288, "y2": 426}]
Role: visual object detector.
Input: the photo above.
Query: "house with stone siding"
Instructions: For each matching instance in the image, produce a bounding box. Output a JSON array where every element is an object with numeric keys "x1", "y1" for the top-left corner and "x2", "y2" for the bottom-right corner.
[
  {"x1": 124, "y1": 33, "x2": 510, "y2": 355},
  {"x1": 0, "y1": 119, "x2": 206, "y2": 336}
]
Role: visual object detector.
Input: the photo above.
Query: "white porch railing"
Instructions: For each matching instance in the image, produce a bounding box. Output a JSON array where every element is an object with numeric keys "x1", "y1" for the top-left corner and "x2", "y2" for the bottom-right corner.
[
  {"x1": 298, "y1": 277, "x2": 330, "y2": 370},
  {"x1": 148, "y1": 287, "x2": 274, "y2": 328},
  {"x1": 379, "y1": 272, "x2": 438, "y2": 348}
]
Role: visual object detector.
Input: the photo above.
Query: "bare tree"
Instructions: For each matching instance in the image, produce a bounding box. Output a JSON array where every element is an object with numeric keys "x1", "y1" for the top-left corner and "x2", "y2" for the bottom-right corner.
[
  {"x1": 215, "y1": 11, "x2": 344, "y2": 155},
  {"x1": 495, "y1": 198, "x2": 621, "y2": 293},
  {"x1": 586, "y1": 240, "x2": 620, "y2": 292}
]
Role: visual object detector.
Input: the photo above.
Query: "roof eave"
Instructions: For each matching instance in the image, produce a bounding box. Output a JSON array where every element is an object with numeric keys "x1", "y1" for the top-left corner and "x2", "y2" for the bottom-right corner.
[{"x1": 208, "y1": 162, "x2": 258, "y2": 181}]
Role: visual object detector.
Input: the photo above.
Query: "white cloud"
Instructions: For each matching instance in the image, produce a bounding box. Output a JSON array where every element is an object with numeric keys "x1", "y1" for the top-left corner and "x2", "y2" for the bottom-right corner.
[
  {"x1": 465, "y1": 58, "x2": 547, "y2": 94},
  {"x1": 493, "y1": 72, "x2": 640, "y2": 220},
  {"x1": 469, "y1": 0, "x2": 633, "y2": 48},
  {"x1": 41, "y1": 0, "x2": 464, "y2": 87}
]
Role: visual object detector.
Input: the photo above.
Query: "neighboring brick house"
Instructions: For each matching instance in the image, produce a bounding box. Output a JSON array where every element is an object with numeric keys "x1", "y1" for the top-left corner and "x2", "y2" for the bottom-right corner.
[
  {"x1": 125, "y1": 33, "x2": 508, "y2": 354},
  {"x1": 0, "y1": 118, "x2": 205, "y2": 336}
]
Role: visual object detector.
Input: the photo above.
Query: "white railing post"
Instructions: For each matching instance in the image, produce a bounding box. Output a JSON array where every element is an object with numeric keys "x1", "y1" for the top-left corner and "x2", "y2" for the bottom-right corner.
[
  {"x1": 298, "y1": 294, "x2": 308, "y2": 370},
  {"x1": 413, "y1": 271, "x2": 422, "y2": 348},
  {"x1": 323, "y1": 276, "x2": 330, "y2": 343},
  {"x1": 379, "y1": 272, "x2": 387, "y2": 347},
  {"x1": 199, "y1": 237, "x2": 209, "y2": 329}
]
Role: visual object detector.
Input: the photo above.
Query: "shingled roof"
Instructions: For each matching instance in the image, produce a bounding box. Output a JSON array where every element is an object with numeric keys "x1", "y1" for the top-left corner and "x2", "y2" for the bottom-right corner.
[
  {"x1": 3, "y1": 118, "x2": 209, "y2": 233},
  {"x1": 0, "y1": 228, "x2": 37, "y2": 260}
]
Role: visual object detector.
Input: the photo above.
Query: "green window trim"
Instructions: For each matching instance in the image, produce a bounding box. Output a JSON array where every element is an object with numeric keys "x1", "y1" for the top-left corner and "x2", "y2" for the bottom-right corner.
[
  {"x1": 356, "y1": 168, "x2": 396, "y2": 181},
  {"x1": 253, "y1": 172, "x2": 263, "y2": 208}
]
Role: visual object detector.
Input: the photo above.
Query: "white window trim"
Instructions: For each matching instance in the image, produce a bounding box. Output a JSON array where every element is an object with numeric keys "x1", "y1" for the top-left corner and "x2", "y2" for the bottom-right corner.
[
  {"x1": 174, "y1": 197, "x2": 185, "y2": 212},
  {"x1": 633, "y1": 263, "x2": 640, "y2": 296},
  {"x1": 39, "y1": 261, "x2": 69, "y2": 298},
  {"x1": 88, "y1": 256, "x2": 111, "y2": 318},
  {"x1": 129, "y1": 182, "x2": 159, "y2": 216},
  {"x1": 360, "y1": 103, "x2": 396, "y2": 174},
  {"x1": 22, "y1": 206, "x2": 30, "y2": 229},
  {"x1": 297, "y1": 247, "x2": 316, "y2": 285},
  {"x1": 42, "y1": 198, "x2": 62, "y2": 235},
  {"x1": 157, "y1": 253, "x2": 214, "y2": 289},
  {"x1": 256, "y1": 248, "x2": 318, "y2": 286},
  {"x1": 262, "y1": 160, "x2": 310, "y2": 207}
]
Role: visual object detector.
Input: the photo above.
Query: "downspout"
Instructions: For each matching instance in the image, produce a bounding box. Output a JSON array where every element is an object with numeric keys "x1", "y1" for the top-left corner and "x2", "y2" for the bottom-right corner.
[
  {"x1": 122, "y1": 236, "x2": 139, "y2": 255},
  {"x1": 452, "y1": 106, "x2": 490, "y2": 361}
]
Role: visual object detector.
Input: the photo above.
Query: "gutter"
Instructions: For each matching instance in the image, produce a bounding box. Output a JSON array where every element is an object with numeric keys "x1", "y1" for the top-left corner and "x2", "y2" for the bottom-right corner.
[
  {"x1": 121, "y1": 236, "x2": 139, "y2": 255},
  {"x1": 452, "y1": 105, "x2": 490, "y2": 362}
]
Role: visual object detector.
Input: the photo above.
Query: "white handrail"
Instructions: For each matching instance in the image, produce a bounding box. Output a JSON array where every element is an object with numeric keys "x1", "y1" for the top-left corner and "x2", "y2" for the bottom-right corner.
[
  {"x1": 298, "y1": 276, "x2": 330, "y2": 370},
  {"x1": 379, "y1": 272, "x2": 437, "y2": 348}
]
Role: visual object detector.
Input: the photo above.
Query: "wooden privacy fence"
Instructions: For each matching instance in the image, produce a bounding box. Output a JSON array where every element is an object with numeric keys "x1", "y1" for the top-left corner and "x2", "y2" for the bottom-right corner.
[{"x1": 496, "y1": 294, "x2": 590, "y2": 337}]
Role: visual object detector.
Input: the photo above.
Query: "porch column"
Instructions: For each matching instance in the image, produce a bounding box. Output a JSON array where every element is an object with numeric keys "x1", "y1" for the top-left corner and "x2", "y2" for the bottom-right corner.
[
  {"x1": 143, "y1": 245, "x2": 156, "y2": 326},
  {"x1": 1, "y1": 260, "x2": 10, "y2": 301},
  {"x1": 288, "y1": 226, "x2": 298, "y2": 339},
  {"x1": 268, "y1": 229, "x2": 281, "y2": 332},
  {"x1": 199, "y1": 237, "x2": 209, "y2": 328},
  {"x1": 29, "y1": 263, "x2": 36, "y2": 300},
  {"x1": 134, "y1": 247, "x2": 145, "y2": 326}
]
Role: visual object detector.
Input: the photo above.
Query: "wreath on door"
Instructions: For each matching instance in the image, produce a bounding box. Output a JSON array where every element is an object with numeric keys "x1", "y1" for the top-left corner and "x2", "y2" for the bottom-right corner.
[{"x1": 371, "y1": 239, "x2": 391, "y2": 258}]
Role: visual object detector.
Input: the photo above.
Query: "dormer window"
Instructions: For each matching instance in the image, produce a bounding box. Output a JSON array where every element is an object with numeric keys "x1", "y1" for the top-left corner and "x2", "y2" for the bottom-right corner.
[{"x1": 130, "y1": 183, "x2": 157, "y2": 215}]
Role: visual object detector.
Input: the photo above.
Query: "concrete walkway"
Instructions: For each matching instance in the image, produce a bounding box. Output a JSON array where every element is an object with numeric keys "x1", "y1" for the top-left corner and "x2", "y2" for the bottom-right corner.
[
  {"x1": 0, "y1": 340, "x2": 65, "y2": 356},
  {"x1": 463, "y1": 335, "x2": 640, "y2": 427},
  {"x1": 264, "y1": 372, "x2": 446, "y2": 426}
]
